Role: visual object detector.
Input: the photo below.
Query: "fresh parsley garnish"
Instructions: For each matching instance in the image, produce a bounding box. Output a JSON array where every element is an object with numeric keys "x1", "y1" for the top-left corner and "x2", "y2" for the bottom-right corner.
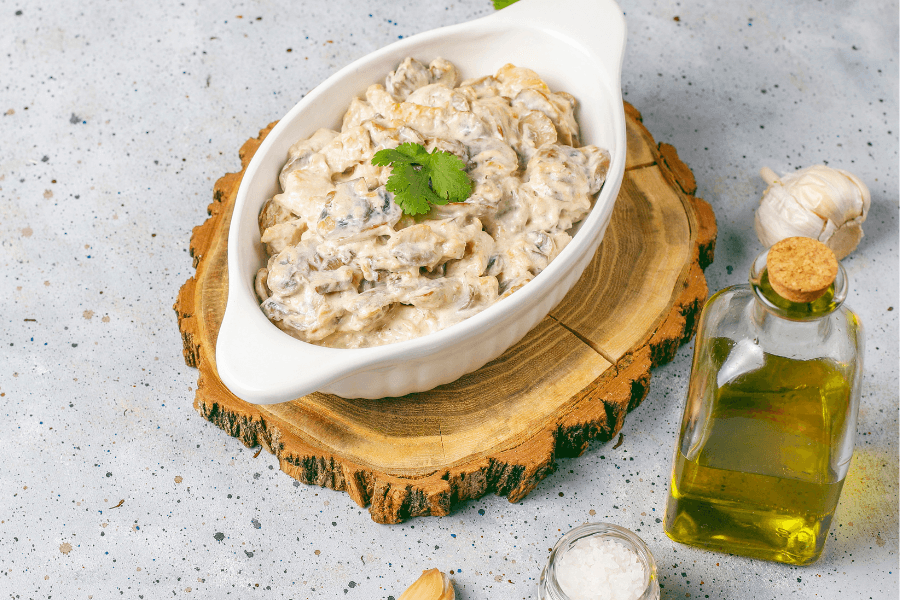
[
  {"x1": 372, "y1": 142, "x2": 473, "y2": 216},
  {"x1": 493, "y1": 0, "x2": 520, "y2": 9}
]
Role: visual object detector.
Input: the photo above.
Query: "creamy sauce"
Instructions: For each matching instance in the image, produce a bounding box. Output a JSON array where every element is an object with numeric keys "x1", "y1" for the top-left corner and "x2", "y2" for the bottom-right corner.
[{"x1": 255, "y1": 57, "x2": 610, "y2": 348}]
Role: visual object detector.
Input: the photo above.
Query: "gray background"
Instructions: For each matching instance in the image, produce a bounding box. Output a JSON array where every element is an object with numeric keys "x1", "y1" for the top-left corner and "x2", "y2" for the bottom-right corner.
[{"x1": 1, "y1": 0, "x2": 896, "y2": 598}]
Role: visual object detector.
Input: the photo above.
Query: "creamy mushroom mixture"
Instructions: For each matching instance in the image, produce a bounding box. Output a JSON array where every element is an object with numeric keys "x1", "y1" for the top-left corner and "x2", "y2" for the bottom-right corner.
[{"x1": 255, "y1": 57, "x2": 610, "y2": 348}]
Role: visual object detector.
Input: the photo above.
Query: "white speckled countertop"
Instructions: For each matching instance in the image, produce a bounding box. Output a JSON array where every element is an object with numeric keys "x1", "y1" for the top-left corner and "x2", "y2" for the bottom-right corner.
[{"x1": 1, "y1": 0, "x2": 896, "y2": 598}]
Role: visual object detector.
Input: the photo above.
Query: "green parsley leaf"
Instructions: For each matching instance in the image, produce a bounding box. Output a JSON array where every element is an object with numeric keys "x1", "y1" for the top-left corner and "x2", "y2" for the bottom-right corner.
[
  {"x1": 372, "y1": 142, "x2": 430, "y2": 167},
  {"x1": 372, "y1": 142, "x2": 472, "y2": 216},
  {"x1": 492, "y1": 0, "x2": 520, "y2": 9},
  {"x1": 427, "y1": 150, "x2": 472, "y2": 203},
  {"x1": 386, "y1": 162, "x2": 439, "y2": 215}
]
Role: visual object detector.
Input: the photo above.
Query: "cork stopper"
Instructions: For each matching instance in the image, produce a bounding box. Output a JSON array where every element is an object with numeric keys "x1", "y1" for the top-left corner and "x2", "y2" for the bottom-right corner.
[{"x1": 767, "y1": 237, "x2": 838, "y2": 303}]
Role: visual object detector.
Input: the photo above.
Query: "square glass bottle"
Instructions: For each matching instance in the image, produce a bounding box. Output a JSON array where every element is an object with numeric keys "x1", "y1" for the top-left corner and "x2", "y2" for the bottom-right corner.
[{"x1": 664, "y1": 237, "x2": 864, "y2": 566}]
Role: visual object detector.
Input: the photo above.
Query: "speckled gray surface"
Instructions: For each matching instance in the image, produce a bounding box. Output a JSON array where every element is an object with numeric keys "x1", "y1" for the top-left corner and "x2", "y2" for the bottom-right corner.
[{"x1": 1, "y1": 0, "x2": 897, "y2": 598}]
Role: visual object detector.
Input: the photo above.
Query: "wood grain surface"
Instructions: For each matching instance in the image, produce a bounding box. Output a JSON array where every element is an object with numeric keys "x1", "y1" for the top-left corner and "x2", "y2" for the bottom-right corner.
[{"x1": 174, "y1": 102, "x2": 716, "y2": 523}]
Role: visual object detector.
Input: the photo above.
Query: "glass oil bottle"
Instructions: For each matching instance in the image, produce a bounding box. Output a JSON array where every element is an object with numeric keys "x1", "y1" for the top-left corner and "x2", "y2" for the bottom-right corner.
[{"x1": 664, "y1": 237, "x2": 864, "y2": 566}]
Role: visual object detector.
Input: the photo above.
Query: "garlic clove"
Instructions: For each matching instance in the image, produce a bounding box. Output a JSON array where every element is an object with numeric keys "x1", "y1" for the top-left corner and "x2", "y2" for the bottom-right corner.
[
  {"x1": 790, "y1": 165, "x2": 867, "y2": 225},
  {"x1": 826, "y1": 215, "x2": 866, "y2": 260},
  {"x1": 754, "y1": 184, "x2": 828, "y2": 246},
  {"x1": 754, "y1": 164, "x2": 870, "y2": 259},
  {"x1": 399, "y1": 569, "x2": 455, "y2": 600}
]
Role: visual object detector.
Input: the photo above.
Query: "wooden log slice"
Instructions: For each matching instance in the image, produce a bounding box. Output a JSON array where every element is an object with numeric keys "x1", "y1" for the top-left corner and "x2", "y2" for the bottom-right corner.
[{"x1": 174, "y1": 102, "x2": 716, "y2": 523}]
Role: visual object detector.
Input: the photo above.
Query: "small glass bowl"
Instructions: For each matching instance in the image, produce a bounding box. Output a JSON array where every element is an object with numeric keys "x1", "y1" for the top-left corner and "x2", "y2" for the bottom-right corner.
[{"x1": 539, "y1": 523, "x2": 660, "y2": 600}]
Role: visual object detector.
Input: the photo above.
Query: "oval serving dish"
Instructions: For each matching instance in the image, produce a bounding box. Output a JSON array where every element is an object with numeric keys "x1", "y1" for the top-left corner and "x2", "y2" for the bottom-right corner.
[{"x1": 216, "y1": 0, "x2": 627, "y2": 403}]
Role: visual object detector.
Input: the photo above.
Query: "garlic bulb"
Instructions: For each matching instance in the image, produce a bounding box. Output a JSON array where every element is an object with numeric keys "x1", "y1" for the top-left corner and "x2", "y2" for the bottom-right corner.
[
  {"x1": 754, "y1": 165, "x2": 870, "y2": 259},
  {"x1": 399, "y1": 569, "x2": 455, "y2": 600}
]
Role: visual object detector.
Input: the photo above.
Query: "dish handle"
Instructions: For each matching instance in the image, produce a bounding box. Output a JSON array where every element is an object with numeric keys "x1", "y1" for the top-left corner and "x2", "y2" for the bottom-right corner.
[
  {"x1": 491, "y1": 0, "x2": 627, "y2": 84},
  {"x1": 215, "y1": 304, "x2": 362, "y2": 404}
]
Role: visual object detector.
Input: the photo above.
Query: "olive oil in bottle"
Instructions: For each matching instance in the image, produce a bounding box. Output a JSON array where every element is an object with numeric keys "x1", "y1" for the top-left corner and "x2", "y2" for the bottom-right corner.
[
  {"x1": 666, "y1": 347, "x2": 851, "y2": 565},
  {"x1": 665, "y1": 238, "x2": 864, "y2": 566}
]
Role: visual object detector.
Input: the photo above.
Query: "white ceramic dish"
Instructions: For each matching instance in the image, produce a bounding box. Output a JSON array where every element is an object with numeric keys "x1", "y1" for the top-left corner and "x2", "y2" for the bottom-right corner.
[{"x1": 216, "y1": 0, "x2": 627, "y2": 403}]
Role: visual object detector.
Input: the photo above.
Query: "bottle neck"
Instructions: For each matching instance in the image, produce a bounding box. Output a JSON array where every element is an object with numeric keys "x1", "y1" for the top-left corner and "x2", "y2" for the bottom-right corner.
[{"x1": 749, "y1": 248, "x2": 848, "y2": 322}]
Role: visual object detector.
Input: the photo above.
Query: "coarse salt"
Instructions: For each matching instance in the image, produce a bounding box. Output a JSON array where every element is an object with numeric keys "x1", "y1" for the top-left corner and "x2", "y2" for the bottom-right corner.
[{"x1": 555, "y1": 535, "x2": 646, "y2": 600}]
